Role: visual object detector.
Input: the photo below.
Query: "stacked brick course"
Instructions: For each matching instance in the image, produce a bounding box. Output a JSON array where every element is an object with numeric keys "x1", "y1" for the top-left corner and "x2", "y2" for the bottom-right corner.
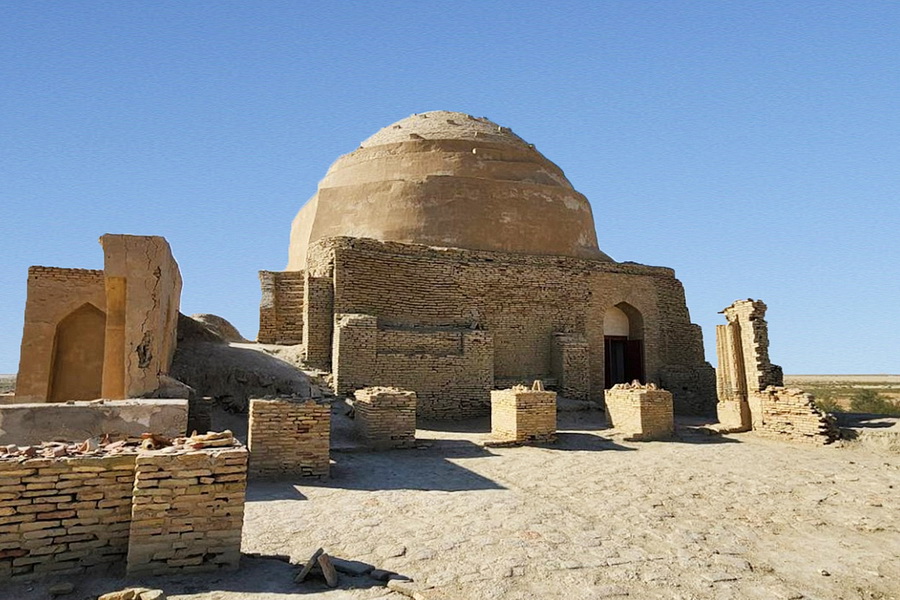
[
  {"x1": 127, "y1": 446, "x2": 247, "y2": 575},
  {"x1": 605, "y1": 383, "x2": 674, "y2": 441},
  {"x1": 1, "y1": 440, "x2": 247, "y2": 583},
  {"x1": 748, "y1": 387, "x2": 839, "y2": 445},
  {"x1": 334, "y1": 316, "x2": 494, "y2": 420},
  {"x1": 258, "y1": 270, "x2": 305, "y2": 344},
  {"x1": 248, "y1": 398, "x2": 330, "y2": 478},
  {"x1": 353, "y1": 387, "x2": 417, "y2": 449},
  {"x1": 551, "y1": 333, "x2": 590, "y2": 401},
  {"x1": 489, "y1": 383, "x2": 557, "y2": 445},
  {"x1": 0, "y1": 454, "x2": 134, "y2": 581}
]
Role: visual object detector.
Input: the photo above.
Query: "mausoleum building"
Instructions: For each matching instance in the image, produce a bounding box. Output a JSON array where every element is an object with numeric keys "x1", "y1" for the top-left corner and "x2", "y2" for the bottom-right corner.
[{"x1": 259, "y1": 111, "x2": 716, "y2": 418}]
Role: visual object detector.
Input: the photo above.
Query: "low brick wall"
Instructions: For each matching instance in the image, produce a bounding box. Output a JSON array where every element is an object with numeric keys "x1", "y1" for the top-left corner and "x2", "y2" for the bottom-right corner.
[
  {"x1": 490, "y1": 384, "x2": 557, "y2": 445},
  {"x1": 0, "y1": 400, "x2": 188, "y2": 446},
  {"x1": 605, "y1": 384, "x2": 674, "y2": 441},
  {"x1": 248, "y1": 398, "x2": 330, "y2": 478},
  {"x1": 127, "y1": 447, "x2": 247, "y2": 575},
  {"x1": 749, "y1": 387, "x2": 839, "y2": 445},
  {"x1": 354, "y1": 387, "x2": 417, "y2": 449},
  {"x1": 1, "y1": 439, "x2": 247, "y2": 582},
  {"x1": 0, "y1": 454, "x2": 135, "y2": 581}
]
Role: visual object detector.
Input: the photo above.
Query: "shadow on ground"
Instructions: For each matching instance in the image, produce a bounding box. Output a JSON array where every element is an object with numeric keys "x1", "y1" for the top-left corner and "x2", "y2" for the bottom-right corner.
[{"x1": 315, "y1": 442, "x2": 505, "y2": 492}]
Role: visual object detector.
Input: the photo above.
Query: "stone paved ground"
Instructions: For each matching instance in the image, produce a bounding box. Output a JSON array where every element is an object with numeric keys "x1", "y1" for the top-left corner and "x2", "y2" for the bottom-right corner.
[{"x1": 4, "y1": 411, "x2": 898, "y2": 600}]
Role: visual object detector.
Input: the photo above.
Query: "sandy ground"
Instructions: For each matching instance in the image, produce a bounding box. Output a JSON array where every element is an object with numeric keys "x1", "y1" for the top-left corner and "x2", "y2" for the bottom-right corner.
[{"x1": 3, "y1": 409, "x2": 898, "y2": 600}]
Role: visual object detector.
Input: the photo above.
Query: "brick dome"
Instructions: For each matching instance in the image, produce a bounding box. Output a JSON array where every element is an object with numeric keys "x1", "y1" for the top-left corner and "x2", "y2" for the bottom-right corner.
[{"x1": 287, "y1": 111, "x2": 610, "y2": 269}]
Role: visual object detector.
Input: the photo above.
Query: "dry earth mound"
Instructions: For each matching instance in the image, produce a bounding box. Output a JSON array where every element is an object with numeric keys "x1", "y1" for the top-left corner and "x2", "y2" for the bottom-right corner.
[{"x1": 171, "y1": 313, "x2": 311, "y2": 412}]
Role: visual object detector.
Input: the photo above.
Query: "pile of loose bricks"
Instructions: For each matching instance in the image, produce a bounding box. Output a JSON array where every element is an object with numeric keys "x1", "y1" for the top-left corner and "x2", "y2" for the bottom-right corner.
[
  {"x1": 605, "y1": 383, "x2": 675, "y2": 441},
  {"x1": 489, "y1": 382, "x2": 557, "y2": 445},
  {"x1": 0, "y1": 441, "x2": 247, "y2": 582},
  {"x1": 353, "y1": 387, "x2": 417, "y2": 449},
  {"x1": 749, "y1": 387, "x2": 840, "y2": 445},
  {"x1": 248, "y1": 398, "x2": 330, "y2": 478}
]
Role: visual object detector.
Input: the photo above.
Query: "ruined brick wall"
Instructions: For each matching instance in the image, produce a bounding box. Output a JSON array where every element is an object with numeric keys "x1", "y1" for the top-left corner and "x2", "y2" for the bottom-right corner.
[
  {"x1": 15, "y1": 267, "x2": 106, "y2": 403},
  {"x1": 307, "y1": 237, "x2": 715, "y2": 415},
  {"x1": 15, "y1": 235, "x2": 183, "y2": 403},
  {"x1": 748, "y1": 387, "x2": 839, "y2": 445},
  {"x1": 551, "y1": 333, "x2": 589, "y2": 401},
  {"x1": 490, "y1": 385, "x2": 557, "y2": 444},
  {"x1": 721, "y1": 300, "x2": 783, "y2": 394},
  {"x1": 1, "y1": 442, "x2": 247, "y2": 583},
  {"x1": 0, "y1": 454, "x2": 135, "y2": 581},
  {"x1": 247, "y1": 398, "x2": 330, "y2": 478},
  {"x1": 353, "y1": 387, "x2": 417, "y2": 449},
  {"x1": 127, "y1": 446, "x2": 246, "y2": 575},
  {"x1": 257, "y1": 270, "x2": 305, "y2": 344},
  {"x1": 334, "y1": 315, "x2": 494, "y2": 419},
  {"x1": 605, "y1": 384, "x2": 675, "y2": 441},
  {"x1": 715, "y1": 300, "x2": 784, "y2": 431}
]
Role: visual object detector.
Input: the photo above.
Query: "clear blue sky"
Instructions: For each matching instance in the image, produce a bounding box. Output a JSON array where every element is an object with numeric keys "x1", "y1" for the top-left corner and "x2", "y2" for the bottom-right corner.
[{"x1": 2, "y1": 1, "x2": 898, "y2": 375}]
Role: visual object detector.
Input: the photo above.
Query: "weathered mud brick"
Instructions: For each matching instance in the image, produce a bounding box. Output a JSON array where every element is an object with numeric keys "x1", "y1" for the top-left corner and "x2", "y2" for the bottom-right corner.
[
  {"x1": 126, "y1": 444, "x2": 247, "y2": 576},
  {"x1": 605, "y1": 383, "x2": 674, "y2": 441},
  {"x1": 248, "y1": 398, "x2": 330, "y2": 478},
  {"x1": 490, "y1": 383, "x2": 557, "y2": 445},
  {"x1": 354, "y1": 387, "x2": 417, "y2": 449}
]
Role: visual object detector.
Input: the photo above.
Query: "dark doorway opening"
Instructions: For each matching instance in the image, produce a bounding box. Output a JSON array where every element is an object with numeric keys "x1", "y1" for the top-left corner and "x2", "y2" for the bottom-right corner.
[{"x1": 604, "y1": 336, "x2": 644, "y2": 388}]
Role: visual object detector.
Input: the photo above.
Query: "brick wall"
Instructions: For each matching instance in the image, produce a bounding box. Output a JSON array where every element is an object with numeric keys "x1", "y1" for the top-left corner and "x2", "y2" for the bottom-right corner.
[
  {"x1": 0, "y1": 454, "x2": 134, "y2": 581},
  {"x1": 334, "y1": 315, "x2": 494, "y2": 419},
  {"x1": 16, "y1": 267, "x2": 106, "y2": 403},
  {"x1": 1, "y1": 441, "x2": 247, "y2": 583},
  {"x1": 551, "y1": 333, "x2": 589, "y2": 401},
  {"x1": 304, "y1": 274, "x2": 334, "y2": 370},
  {"x1": 489, "y1": 384, "x2": 557, "y2": 444},
  {"x1": 247, "y1": 398, "x2": 330, "y2": 478},
  {"x1": 304, "y1": 237, "x2": 715, "y2": 415},
  {"x1": 127, "y1": 446, "x2": 247, "y2": 575},
  {"x1": 257, "y1": 270, "x2": 305, "y2": 344},
  {"x1": 748, "y1": 387, "x2": 839, "y2": 445},
  {"x1": 353, "y1": 387, "x2": 417, "y2": 449},
  {"x1": 605, "y1": 384, "x2": 675, "y2": 441}
]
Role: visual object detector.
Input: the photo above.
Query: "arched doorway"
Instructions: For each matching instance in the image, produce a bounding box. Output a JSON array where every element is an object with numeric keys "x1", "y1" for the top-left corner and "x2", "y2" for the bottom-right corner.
[
  {"x1": 48, "y1": 303, "x2": 106, "y2": 402},
  {"x1": 604, "y1": 303, "x2": 644, "y2": 388}
]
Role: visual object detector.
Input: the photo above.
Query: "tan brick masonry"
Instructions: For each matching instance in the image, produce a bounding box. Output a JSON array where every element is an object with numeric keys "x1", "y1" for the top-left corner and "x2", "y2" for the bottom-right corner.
[
  {"x1": 605, "y1": 383, "x2": 675, "y2": 441},
  {"x1": 1, "y1": 439, "x2": 247, "y2": 582},
  {"x1": 489, "y1": 382, "x2": 557, "y2": 445},
  {"x1": 248, "y1": 398, "x2": 330, "y2": 478},
  {"x1": 126, "y1": 446, "x2": 247, "y2": 576},
  {"x1": 353, "y1": 387, "x2": 417, "y2": 449}
]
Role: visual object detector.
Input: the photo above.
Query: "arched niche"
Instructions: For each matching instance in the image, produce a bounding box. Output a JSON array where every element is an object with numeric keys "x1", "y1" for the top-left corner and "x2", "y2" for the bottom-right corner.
[
  {"x1": 604, "y1": 302, "x2": 645, "y2": 388},
  {"x1": 48, "y1": 303, "x2": 106, "y2": 402}
]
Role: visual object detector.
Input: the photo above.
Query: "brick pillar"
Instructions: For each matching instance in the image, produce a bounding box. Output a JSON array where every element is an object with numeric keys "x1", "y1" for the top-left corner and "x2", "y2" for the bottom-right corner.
[
  {"x1": 489, "y1": 383, "x2": 557, "y2": 445},
  {"x1": 333, "y1": 314, "x2": 378, "y2": 395},
  {"x1": 605, "y1": 384, "x2": 674, "y2": 441},
  {"x1": 353, "y1": 387, "x2": 417, "y2": 449},
  {"x1": 248, "y1": 398, "x2": 330, "y2": 478},
  {"x1": 304, "y1": 275, "x2": 334, "y2": 370}
]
